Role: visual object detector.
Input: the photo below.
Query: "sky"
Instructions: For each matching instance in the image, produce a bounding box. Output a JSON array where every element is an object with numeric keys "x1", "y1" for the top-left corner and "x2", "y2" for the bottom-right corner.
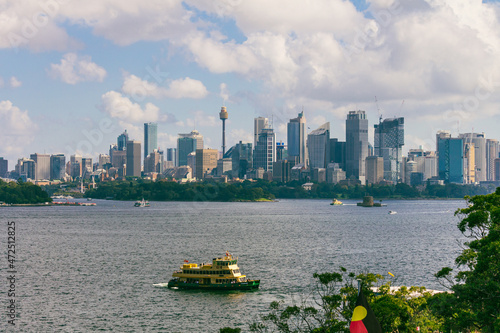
[{"x1": 1, "y1": 0, "x2": 500, "y2": 166}]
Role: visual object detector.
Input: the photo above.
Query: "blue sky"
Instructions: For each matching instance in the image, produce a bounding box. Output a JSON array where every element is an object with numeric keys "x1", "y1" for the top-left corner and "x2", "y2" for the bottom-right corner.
[{"x1": 1, "y1": 0, "x2": 500, "y2": 166}]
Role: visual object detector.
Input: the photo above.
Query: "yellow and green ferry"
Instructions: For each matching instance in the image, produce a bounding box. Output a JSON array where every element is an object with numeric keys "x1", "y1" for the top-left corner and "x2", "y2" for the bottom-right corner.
[{"x1": 167, "y1": 253, "x2": 260, "y2": 290}]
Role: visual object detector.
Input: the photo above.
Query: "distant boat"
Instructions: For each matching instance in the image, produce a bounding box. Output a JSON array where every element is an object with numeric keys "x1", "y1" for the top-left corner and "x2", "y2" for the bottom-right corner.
[
  {"x1": 388, "y1": 211, "x2": 397, "y2": 215},
  {"x1": 134, "y1": 198, "x2": 150, "y2": 207},
  {"x1": 330, "y1": 199, "x2": 343, "y2": 205}
]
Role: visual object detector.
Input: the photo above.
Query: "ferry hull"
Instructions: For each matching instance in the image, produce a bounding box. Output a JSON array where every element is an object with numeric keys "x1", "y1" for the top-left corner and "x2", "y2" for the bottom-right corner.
[{"x1": 167, "y1": 279, "x2": 260, "y2": 290}]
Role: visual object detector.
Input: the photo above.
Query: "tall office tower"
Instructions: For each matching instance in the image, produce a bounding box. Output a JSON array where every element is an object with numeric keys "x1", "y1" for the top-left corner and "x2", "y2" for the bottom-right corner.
[
  {"x1": 464, "y1": 142, "x2": 475, "y2": 184},
  {"x1": 374, "y1": 117, "x2": 405, "y2": 183},
  {"x1": 436, "y1": 131, "x2": 451, "y2": 151},
  {"x1": 365, "y1": 156, "x2": 384, "y2": 184},
  {"x1": 346, "y1": 110, "x2": 368, "y2": 182},
  {"x1": 17, "y1": 158, "x2": 36, "y2": 180},
  {"x1": 458, "y1": 133, "x2": 487, "y2": 182},
  {"x1": 495, "y1": 158, "x2": 500, "y2": 181},
  {"x1": 165, "y1": 148, "x2": 177, "y2": 168},
  {"x1": 70, "y1": 154, "x2": 82, "y2": 179},
  {"x1": 195, "y1": 148, "x2": 218, "y2": 179},
  {"x1": 254, "y1": 117, "x2": 269, "y2": 148},
  {"x1": 177, "y1": 130, "x2": 203, "y2": 167},
  {"x1": 126, "y1": 140, "x2": 141, "y2": 177},
  {"x1": 0, "y1": 157, "x2": 7, "y2": 178},
  {"x1": 307, "y1": 123, "x2": 330, "y2": 170},
  {"x1": 253, "y1": 128, "x2": 276, "y2": 173},
  {"x1": 117, "y1": 130, "x2": 129, "y2": 151},
  {"x1": 144, "y1": 122, "x2": 158, "y2": 160},
  {"x1": 437, "y1": 135, "x2": 464, "y2": 183},
  {"x1": 219, "y1": 106, "x2": 228, "y2": 155},
  {"x1": 50, "y1": 154, "x2": 66, "y2": 180},
  {"x1": 486, "y1": 139, "x2": 499, "y2": 181},
  {"x1": 81, "y1": 157, "x2": 93, "y2": 178},
  {"x1": 287, "y1": 112, "x2": 308, "y2": 166},
  {"x1": 109, "y1": 144, "x2": 117, "y2": 164},
  {"x1": 30, "y1": 153, "x2": 50, "y2": 180},
  {"x1": 99, "y1": 154, "x2": 111, "y2": 169},
  {"x1": 329, "y1": 138, "x2": 346, "y2": 171},
  {"x1": 232, "y1": 141, "x2": 253, "y2": 178},
  {"x1": 144, "y1": 149, "x2": 164, "y2": 174},
  {"x1": 276, "y1": 141, "x2": 287, "y2": 161}
]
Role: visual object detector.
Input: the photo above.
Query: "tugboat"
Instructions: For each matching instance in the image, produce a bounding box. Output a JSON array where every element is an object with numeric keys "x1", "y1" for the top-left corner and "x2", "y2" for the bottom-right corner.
[
  {"x1": 167, "y1": 252, "x2": 260, "y2": 290},
  {"x1": 134, "y1": 198, "x2": 150, "y2": 207},
  {"x1": 330, "y1": 198, "x2": 343, "y2": 205}
]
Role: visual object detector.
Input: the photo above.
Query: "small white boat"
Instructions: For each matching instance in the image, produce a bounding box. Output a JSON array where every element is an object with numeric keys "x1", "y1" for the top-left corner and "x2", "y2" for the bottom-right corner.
[
  {"x1": 388, "y1": 211, "x2": 397, "y2": 215},
  {"x1": 134, "y1": 198, "x2": 150, "y2": 207}
]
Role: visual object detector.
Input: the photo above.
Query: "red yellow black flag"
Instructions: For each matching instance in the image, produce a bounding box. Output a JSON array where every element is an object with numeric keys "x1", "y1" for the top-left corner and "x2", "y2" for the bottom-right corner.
[{"x1": 349, "y1": 289, "x2": 382, "y2": 333}]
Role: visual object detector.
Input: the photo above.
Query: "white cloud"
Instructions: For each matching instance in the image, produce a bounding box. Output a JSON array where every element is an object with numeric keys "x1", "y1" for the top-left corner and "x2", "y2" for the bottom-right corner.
[
  {"x1": 121, "y1": 74, "x2": 208, "y2": 99},
  {"x1": 48, "y1": 53, "x2": 107, "y2": 84},
  {"x1": 0, "y1": 100, "x2": 38, "y2": 161},
  {"x1": 99, "y1": 91, "x2": 165, "y2": 123},
  {"x1": 9, "y1": 76, "x2": 22, "y2": 88}
]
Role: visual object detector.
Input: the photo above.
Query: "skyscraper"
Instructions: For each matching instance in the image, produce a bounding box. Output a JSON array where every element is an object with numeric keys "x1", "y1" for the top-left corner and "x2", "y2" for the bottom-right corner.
[
  {"x1": 0, "y1": 157, "x2": 7, "y2": 178},
  {"x1": 30, "y1": 153, "x2": 51, "y2": 180},
  {"x1": 365, "y1": 156, "x2": 384, "y2": 184},
  {"x1": 195, "y1": 148, "x2": 218, "y2": 179},
  {"x1": 486, "y1": 139, "x2": 499, "y2": 181},
  {"x1": 70, "y1": 154, "x2": 82, "y2": 179},
  {"x1": 50, "y1": 154, "x2": 66, "y2": 180},
  {"x1": 166, "y1": 148, "x2": 177, "y2": 168},
  {"x1": 437, "y1": 136, "x2": 464, "y2": 183},
  {"x1": 126, "y1": 140, "x2": 141, "y2": 177},
  {"x1": 253, "y1": 128, "x2": 276, "y2": 173},
  {"x1": 374, "y1": 117, "x2": 405, "y2": 183},
  {"x1": 287, "y1": 112, "x2": 307, "y2": 165},
  {"x1": 346, "y1": 110, "x2": 368, "y2": 182},
  {"x1": 144, "y1": 122, "x2": 158, "y2": 160},
  {"x1": 458, "y1": 133, "x2": 487, "y2": 182},
  {"x1": 307, "y1": 123, "x2": 330, "y2": 170},
  {"x1": 117, "y1": 130, "x2": 129, "y2": 151},
  {"x1": 177, "y1": 130, "x2": 203, "y2": 167},
  {"x1": 254, "y1": 117, "x2": 269, "y2": 148},
  {"x1": 232, "y1": 141, "x2": 253, "y2": 179},
  {"x1": 219, "y1": 106, "x2": 228, "y2": 155}
]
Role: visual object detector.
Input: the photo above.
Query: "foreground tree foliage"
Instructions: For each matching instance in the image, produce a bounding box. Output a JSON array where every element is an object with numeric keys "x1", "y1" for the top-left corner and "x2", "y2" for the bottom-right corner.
[
  {"x1": 435, "y1": 188, "x2": 500, "y2": 332},
  {"x1": 0, "y1": 179, "x2": 52, "y2": 204}
]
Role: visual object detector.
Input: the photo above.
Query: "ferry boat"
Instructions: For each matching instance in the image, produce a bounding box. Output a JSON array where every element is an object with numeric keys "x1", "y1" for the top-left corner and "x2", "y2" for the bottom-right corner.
[
  {"x1": 330, "y1": 198, "x2": 343, "y2": 205},
  {"x1": 167, "y1": 252, "x2": 260, "y2": 290},
  {"x1": 134, "y1": 198, "x2": 150, "y2": 207}
]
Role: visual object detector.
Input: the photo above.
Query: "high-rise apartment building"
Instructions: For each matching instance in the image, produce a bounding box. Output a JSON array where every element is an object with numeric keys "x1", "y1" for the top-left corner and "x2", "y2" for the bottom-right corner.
[
  {"x1": 30, "y1": 153, "x2": 51, "y2": 180},
  {"x1": 374, "y1": 117, "x2": 405, "y2": 183},
  {"x1": 307, "y1": 123, "x2": 330, "y2": 170},
  {"x1": 117, "y1": 130, "x2": 129, "y2": 151},
  {"x1": 144, "y1": 122, "x2": 158, "y2": 160},
  {"x1": 126, "y1": 140, "x2": 141, "y2": 177},
  {"x1": 0, "y1": 157, "x2": 7, "y2": 178},
  {"x1": 287, "y1": 112, "x2": 307, "y2": 166},
  {"x1": 437, "y1": 136, "x2": 464, "y2": 183},
  {"x1": 254, "y1": 117, "x2": 269, "y2": 148},
  {"x1": 346, "y1": 110, "x2": 368, "y2": 183},
  {"x1": 195, "y1": 149, "x2": 218, "y2": 179},
  {"x1": 177, "y1": 130, "x2": 203, "y2": 167},
  {"x1": 458, "y1": 133, "x2": 487, "y2": 182},
  {"x1": 486, "y1": 139, "x2": 499, "y2": 181},
  {"x1": 50, "y1": 154, "x2": 66, "y2": 180},
  {"x1": 254, "y1": 128, "x2": 276, "y2": 173}
]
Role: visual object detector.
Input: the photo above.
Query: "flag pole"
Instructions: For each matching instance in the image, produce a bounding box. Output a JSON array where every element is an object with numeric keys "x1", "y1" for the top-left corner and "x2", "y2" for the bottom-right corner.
[{"x1": 357, "y1": 279, "x2": 361, "y2": 296}]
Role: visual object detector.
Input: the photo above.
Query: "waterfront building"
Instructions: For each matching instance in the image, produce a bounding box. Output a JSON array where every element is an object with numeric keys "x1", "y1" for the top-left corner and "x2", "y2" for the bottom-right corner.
[
  {"x1": 486, "y1": 139, "x2": 499, "y2": 181},
  {"x1": 50, "y1": 154, "x2": 66, "y2": 180},
  {"x1": 117, "y1": 130, "x2": 129, "y2": 151},
  {"x1": 253, "y1": 128, "x2": 276, "y2": 174},
  {"x1": 219, "y1": 106, "x2": 228, "y2": 155},
  {"x1": 195, "y1": 149, "x2": 218, "y2": 179},
  {"x1": 458, "y1": 133, "x2": 487, "y2": 182},
  {"x1": 276, "y1": 141, "x2": 287, "y2": 161},
  {"x1": 254, "y1": 117, "x2": 269, "y2": 148},
  {"x1": 437, "y1": 136, "x2": 464, "y2": 183},
  {"x1": 307, "y1": 123, "x2": 330, "y2": 170},
  {"x1": 144, "y1": 122, "x2": 158, "y2": 160},
  {"x1": 0, "y1": 157, "x2": 7, "y2": 178},
  {"x1": 346, "y1": 110, "x2": 368, "y2": 183},
  {"x1": 126, "y1": 140, "x2": 141, "y2": 177},
  {"x1": 30, "y1": 153, "x2": 50, "y2": 180},
  {"x1": 177, "y1": 130, "x2": 203, "y2": 167},
  {"x1": 231, "y1": 141, "x2": 253, "y2": 179},
  {"x1": 287, "y1": 112, "x2": 308, "y2": 166},
  {"x1": 365, "y1": 156, "x2": 384, "y2": 184},
  {"x1": 495, "y1": 158, "x2": 500, "y2": 181},
  {"x1": 374, "y1": 117, "x2": 405, "y2": 183}
]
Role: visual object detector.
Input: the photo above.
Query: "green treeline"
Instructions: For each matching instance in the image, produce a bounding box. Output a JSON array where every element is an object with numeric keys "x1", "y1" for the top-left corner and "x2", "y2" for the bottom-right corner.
[
  {"x1": 84, "y1": 179, "x2": 493, "y2": 202},
  {"x1": 0, "y1": 180, "x2": 52, "y2": 204},
  {"x1": 84, "y1": 180, "x2": 276, "y2": 202}
]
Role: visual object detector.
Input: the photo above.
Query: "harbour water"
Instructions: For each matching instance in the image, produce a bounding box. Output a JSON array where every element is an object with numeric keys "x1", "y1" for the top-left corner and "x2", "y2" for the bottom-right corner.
[{"x1": 1, "y1": 199, "x2": 465, "y2": 332}]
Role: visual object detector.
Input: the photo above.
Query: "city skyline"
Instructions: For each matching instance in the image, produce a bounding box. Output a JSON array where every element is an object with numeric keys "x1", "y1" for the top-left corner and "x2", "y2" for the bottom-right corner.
[{"x1": 2, "y1": 1, "x2": 500, "y2": 165}]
